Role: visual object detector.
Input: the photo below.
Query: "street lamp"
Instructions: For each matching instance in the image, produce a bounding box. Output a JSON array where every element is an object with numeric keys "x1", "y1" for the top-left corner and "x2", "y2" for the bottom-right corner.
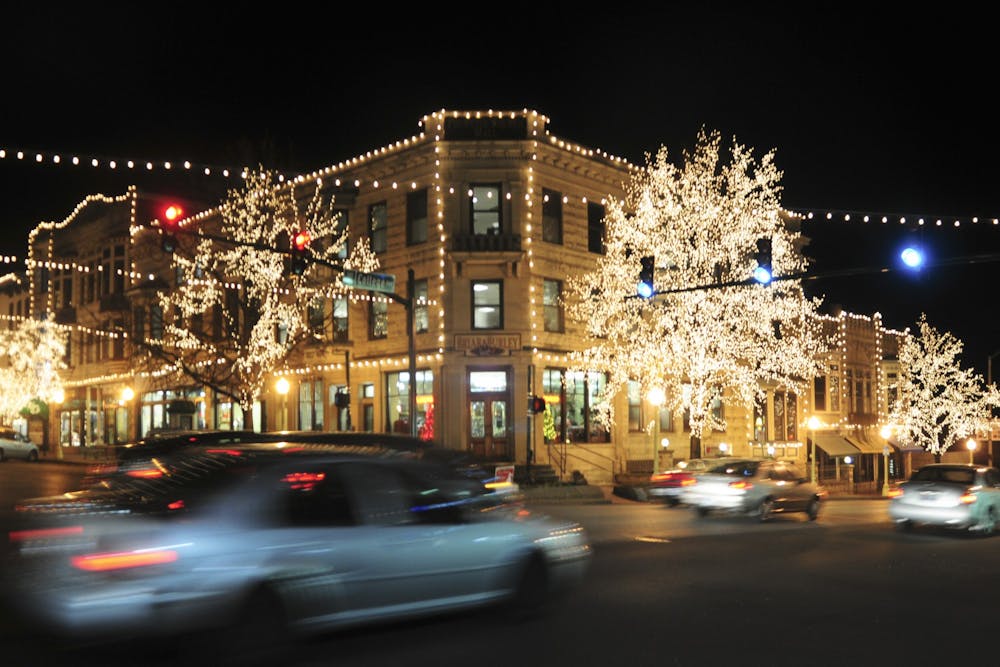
[
  {"x1": 967, "y1": 438, "x2": 977, "y2": 464},
  {"x1": 51, "y1": 388, "x2": 65, "y2": 461},
  {"x1": 807, "y1": 416, "x2": 821, "y2": 484},
  {"x1": 276, "y1": 377, "x2": 290, "y2": 431},
  {"x1": 648, "y1": 387, "x2": 665, "y2": 475}
]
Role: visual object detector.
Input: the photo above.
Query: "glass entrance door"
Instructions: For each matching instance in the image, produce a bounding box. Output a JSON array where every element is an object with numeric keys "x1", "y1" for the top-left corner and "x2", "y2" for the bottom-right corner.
[{"x1": 469, "y1": 393, "x2": 511, "y2": 461}]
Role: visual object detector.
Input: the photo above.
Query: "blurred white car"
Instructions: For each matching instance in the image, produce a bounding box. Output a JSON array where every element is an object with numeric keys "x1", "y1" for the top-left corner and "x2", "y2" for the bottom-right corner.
[
  {"x1": 681, "y1": 458, "x2": 827, "y2": 521},
  {"x1": 2, "y1": 445, "x2": 590, "y2": 659},
  {"x1": 888, "y1": 463, "x2": 1000, "y2": 535},
  {"x1": 0, "y1": 429, "x2": 39, "y2": 462}
]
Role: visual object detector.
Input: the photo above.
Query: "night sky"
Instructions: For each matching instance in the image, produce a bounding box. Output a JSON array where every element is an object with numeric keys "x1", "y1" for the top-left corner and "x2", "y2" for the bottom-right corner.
[{"x1": 3, "y1": 4, "x2": 998, "y2": 374}]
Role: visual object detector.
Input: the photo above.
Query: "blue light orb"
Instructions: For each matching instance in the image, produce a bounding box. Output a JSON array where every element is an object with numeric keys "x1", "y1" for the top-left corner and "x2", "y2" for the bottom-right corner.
[
  {"x1": 752, "y1": 266, "x2": 773, "y2": 284},
  {"x1": 637, "y1": 281, "x2": 654, "y2": 299},
  {"x1": 900, "y1": 247, "x2": 923, "y2": 268}
]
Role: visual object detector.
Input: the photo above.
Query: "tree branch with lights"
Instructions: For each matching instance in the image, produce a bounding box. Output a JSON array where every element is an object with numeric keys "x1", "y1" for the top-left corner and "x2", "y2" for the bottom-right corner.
[
  {"x1": 0, "y1": 314, "x2": 67, "y2": 423},
  {"x1": 566, "y1": 129, "x2": 830, "y2": 450},
  {"x1": 889, "y1": 313, "x2": 1000, "y2": 457},
  {"x1": 132, "y1": 168, "x2": 378, "y2": 430}
]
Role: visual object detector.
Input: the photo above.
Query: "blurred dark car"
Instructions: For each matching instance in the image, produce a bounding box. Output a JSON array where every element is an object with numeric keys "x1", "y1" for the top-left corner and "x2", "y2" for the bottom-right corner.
[
  {"x1": 680, "y1": 458, "x2": 827, "y2": 522},
  {"x1": 2, "y1": 444, "x2": 589, "y2": 660},
  {"x1": 888, "y1": 463, "x2": 1000, "y2": 535},
  {"x1": 87, "y1": 430, "x2": 503, "y2": 491}
]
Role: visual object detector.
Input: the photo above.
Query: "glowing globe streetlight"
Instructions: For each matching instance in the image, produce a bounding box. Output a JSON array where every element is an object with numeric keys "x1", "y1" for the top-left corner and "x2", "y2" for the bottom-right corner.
[{"x1": 966, "y1": 438, "x2": 977, "y2": 464}]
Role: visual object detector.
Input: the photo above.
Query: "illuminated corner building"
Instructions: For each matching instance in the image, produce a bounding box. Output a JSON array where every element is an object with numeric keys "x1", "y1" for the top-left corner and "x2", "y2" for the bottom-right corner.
[
  {"x1": 236, "y1": 109, "x2": 638, "y2": 476},
  {"x1": 0, "y1": 110, "x2": 914, "y2": 490}
]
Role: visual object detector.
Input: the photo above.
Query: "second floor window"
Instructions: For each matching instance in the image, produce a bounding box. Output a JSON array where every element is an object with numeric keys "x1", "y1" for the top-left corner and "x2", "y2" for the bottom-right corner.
[
  {"x1": 542, "y1": 189, "x2": 562, "y2": 243},
  {"x1": 470, "y1": 184, "x2": 501, "y2": 235},
  {"x1": 588, "y1": 202, "x2": 605, "y2": 254},
  {"x1": 369, "y1": 202, "x2": 387, "y2": 253},
  {"x1": 333, "y1": 297, "x2": 348, "y2": 342},
  {"x1": 414, "y1": 279, "x2": 429, "y2": 333},
  {"x1": 543, "y1": 278, "x2": 563, "y2": 332},
  {"x1": 370, "y1": 299, "x2": 388, "y2": 339},
  {"x1": 472, "y1": 280, "x2": 502, "y2": 329},
  {"x1": 406, "y1": 188, "x2": 428, "y2": 245},
  {"x1": 308, "y1": 298, "x2": 325, "y2": 338}
]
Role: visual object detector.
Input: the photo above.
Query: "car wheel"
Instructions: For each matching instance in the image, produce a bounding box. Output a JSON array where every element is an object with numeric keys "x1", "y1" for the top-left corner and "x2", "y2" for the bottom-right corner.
[
  {"x1": 757, "y1": 498, "x2": 774, "y2": 522},
  {"x1": 218, "y1": 586, "x2": 289, "y2": 666},
  {"x1": 696, "y1": 506, "x2": 710, "y2": 518},
  {"x1": 973, "y1": 508, "x2": 997, "y2": 536},
  {"x1": 806, "y1": 499, "x2": 820, "y2": 521},
  {"x1": 505, "y1": 553, "x2": 549, "y2": 622},
  {"x1": 895, "y1": 519, "x2": 914, "y2": 533},
  {"x1": 27, "y1": 450, "x2": 38, "y2": 462},
  {"x1": 667, "y1": 497, "x2": 681, "y2": 507}
]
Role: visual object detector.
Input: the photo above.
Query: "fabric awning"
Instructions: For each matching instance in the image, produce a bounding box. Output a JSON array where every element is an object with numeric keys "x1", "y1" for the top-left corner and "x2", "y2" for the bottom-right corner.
[
  {"x1": 885, "y1": 435, "x2": 925, "y2": 453},
  {"x1": 845, "y1": 432, "x2": 887, "y2": 455},
  {"x1": 812, "y1": 433, "x2": 862, "y2": 457}
]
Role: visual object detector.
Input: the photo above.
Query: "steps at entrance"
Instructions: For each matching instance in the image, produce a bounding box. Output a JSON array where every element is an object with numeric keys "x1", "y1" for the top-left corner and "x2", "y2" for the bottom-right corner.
[{"x1": 514, "y1": 464, "x2": 561, "y2": 486}]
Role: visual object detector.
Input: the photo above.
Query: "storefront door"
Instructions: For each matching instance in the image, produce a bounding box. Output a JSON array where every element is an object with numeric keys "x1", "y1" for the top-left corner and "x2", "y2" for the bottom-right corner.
[{"x1": 469, "y1": 392, "x2": 511, "y2": 461}]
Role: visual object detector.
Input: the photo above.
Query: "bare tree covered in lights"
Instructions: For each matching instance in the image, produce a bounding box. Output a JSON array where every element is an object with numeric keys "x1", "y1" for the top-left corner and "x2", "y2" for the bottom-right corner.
[
  {"x1": 0, "y1": 314, "x2": 66, "y2": 422},
  {"x1": 137, "y1": 169, "x2": 378, "y2": 430},
  {"x1": 889, "y1": 314, "x2": 1000, "y2": 458},
  {"x1": 567, "y1": 129, "x2": 829, "y2": 454}
]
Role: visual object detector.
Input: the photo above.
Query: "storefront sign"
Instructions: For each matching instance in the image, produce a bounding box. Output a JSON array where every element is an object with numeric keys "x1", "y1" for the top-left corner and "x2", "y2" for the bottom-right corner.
[{"x1": 454, "y1": 333, "x2": 521, "y2": 355}]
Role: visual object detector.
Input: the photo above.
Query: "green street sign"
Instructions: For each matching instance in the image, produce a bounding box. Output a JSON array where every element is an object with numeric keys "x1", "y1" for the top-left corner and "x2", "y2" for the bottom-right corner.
[{"x1": 342, "y1": 269, "x2": 396, "y2": 294}]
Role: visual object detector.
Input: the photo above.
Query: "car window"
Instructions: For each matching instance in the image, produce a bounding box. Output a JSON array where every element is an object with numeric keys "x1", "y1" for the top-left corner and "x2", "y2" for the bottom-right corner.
[
  {"x1": 912, "y1": 467, "x2": 976, "y2": 485},
  {"x1": 277, "y1": 465, "x2": 356, "y2": 527},
  {"x1": 710, "y1": 460, "x2": 759, "y2": 476},
  {"x1": 339, "y1": 462, "x2": 422, "y2": 526}
]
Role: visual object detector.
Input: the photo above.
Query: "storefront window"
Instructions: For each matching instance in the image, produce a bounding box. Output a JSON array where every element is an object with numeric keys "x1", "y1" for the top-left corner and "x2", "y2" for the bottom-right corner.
[
  {"x1": 543, "y1": 368, "x2": 610, "y2": 443},
  {"x1": 386, "y1": 370, "x2": 434, "y2": 434}
]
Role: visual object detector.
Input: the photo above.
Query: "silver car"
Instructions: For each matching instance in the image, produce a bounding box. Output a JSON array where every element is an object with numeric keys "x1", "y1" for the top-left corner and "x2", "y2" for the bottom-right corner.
[
  {"x1": 680, "y1": 458, "x2": 826, "y2": 521},
  {"x1": 3, "y1": 446, "x2": 590, "y2": 658},
  {"x1": 0, "y1": 429, "x2": 39, "y2": 462},
  {"x1": 888, "y1": 463, "x2": 1000, "y2": 535}
]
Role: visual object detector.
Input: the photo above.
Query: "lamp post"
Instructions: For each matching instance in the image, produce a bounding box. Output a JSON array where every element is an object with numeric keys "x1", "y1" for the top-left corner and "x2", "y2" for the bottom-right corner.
[
  {"x1": 807, "y1": 416, "x2": 820, "y2": 485},
  {"x1": 648, "y1": 387, "x2": 665, "y2": 475},
  {"x1": 966, "y1": 438, "x2": 977, "y2": 465},
  {"x1": 276, "y1": 377, "x2": 290, "y2": 431},
  {"x1": 120, "y1": 387, "x2": 134, "y2": 444},
  {"x1": 989, "y1": 350, "x2": 1000, "y2": 465},
  {"x1": 51, "y1": 387, "x2": 65, "y2": 461}
]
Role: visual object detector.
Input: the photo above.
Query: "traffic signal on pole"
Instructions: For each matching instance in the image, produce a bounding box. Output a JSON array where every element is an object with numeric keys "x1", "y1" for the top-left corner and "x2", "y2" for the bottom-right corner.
[
  {"x1": 752, "y1": 238, "x2": 772, "y2": 284},
  {"x1": 637, "y1": 256, "x2": 655, "y2": 298},
  {"x1": 160, "y1": 204, "x2": 183, "y2": 253},
  {"x1": 529, "y1": 395, "x2": 546, "y2": 414},
  {"x1": 290, "y1": 230, "x2": 311, "y2": 275}
]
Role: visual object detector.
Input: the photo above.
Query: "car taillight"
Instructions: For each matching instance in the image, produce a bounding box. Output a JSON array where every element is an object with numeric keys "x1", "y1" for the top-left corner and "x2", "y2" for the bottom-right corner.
[
  {"x1": 9, "y1": 525, "x2": 84, "y2": 542},
  {"x1": 960, "y1": 491, "x2": 978, "y2": 505},
  {"x1": 71, "y1": 548, "x2": 179, "y2": 572},
  {"x1": 728, "y1": 480, "x2": 753, "y2": 490},
  {"x1": 680, "y1": 478, "x2": 696, "y2": 487},
  {"x1": 126, "y1": 468, "x2": 164, "y2": 479},
  {"x1": 650, "y1": 473, "x2": 672, "y2": 483}
]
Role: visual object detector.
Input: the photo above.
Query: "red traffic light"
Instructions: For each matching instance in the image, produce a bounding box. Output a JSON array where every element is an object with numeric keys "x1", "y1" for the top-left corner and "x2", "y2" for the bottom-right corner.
[
  {"x1": 164, "y1": 204, "x2": 183, "y2": 222},
  {"x1": 529, "y1": 396, "x2": 546, "y2": 414},
  {"x1": 293, "y1": 230, "x2": 311, "y2": 251}
]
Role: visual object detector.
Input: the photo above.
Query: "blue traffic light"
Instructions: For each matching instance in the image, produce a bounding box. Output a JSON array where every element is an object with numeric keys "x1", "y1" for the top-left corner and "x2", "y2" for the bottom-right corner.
[
  {"x1": 752, "y1": 238, "x2": 772, "y2": 284},
  {"x1": 637, "y1": 256, "x2": 655, "y2": 298}
]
